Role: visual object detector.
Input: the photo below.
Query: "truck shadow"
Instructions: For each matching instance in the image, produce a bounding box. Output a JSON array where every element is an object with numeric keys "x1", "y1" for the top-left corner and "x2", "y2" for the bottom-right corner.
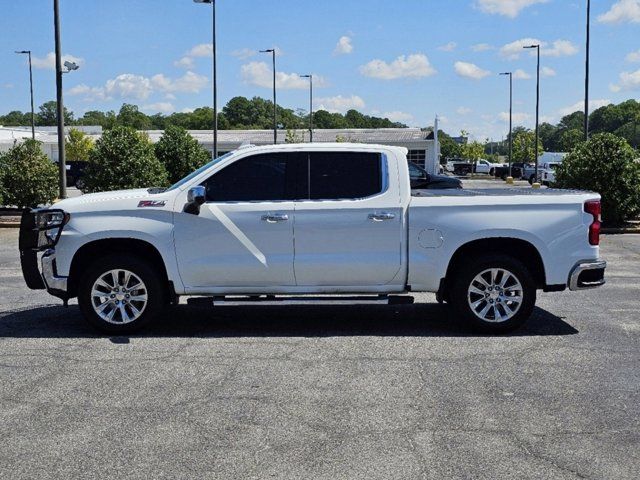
[{"x1": 0, "y1": 303, "x2": 578, "y2": 338}]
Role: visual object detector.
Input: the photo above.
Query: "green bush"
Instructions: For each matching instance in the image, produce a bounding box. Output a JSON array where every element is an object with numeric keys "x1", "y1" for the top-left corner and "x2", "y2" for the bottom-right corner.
[
  {"x1": 555, "y1": 133, "x2": 640, "y2": 225},
  {"x1": 154, "y1": 125, "x2": 210, "y2": 184},
  {"x1": 0, "y1": 140, "x2": 58, "y2": 208},
  {"x1": 83, "y1": 126, "x2": 168, "y2": 193}
]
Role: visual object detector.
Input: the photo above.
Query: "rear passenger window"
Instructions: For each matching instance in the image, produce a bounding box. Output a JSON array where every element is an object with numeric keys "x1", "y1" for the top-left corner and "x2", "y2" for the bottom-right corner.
[{"x1": 308, "y1": 152, "x2": 382, "y2": 200}]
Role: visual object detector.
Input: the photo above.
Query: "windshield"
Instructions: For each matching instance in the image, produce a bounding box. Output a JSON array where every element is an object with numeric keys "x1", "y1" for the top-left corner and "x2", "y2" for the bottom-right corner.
[{"x1": 165, "y1": 151, "x2": 235, "y2": 191}]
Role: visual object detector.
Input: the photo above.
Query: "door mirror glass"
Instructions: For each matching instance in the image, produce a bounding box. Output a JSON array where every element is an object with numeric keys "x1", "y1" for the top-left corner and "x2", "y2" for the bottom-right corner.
[{"x1": 187, "y1": 186, "x2": 206, "y2": 205}]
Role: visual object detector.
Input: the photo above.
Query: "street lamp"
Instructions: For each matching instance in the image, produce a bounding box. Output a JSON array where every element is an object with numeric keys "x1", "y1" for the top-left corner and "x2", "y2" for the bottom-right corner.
[
  {"x1": 584, "y1": 0, "x2": 591, "y2": 141},
  {"x1": 260, "y1": 49, "x2": 277, "y2": 144},
  {"x1": 63, "y1": 60, "x2": 79, "y2": 72},
  {"x1": 193, "y1": 0, "x2": 218, "y2": 158},
  {"x1": 524, "y1": 44, "x2": 541, "y2": 186},
  {"x1": 500, "y1": 72, "x2": 513, "y2": 180},
  {"x1": 15, "y1": 50, "x2": 35, "y2": 140},
  {"x1": 53, "y1": 0, "x2": 67, "y2": 199},
  {"x1": 300, "y1": 74, "x2": 313, "y2": 142}
]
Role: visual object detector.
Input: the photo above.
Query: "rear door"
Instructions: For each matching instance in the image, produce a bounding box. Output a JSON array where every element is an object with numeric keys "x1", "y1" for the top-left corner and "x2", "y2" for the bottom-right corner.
[{"x1": 292, "y1": 150, "x2": 403, "y2": 287}]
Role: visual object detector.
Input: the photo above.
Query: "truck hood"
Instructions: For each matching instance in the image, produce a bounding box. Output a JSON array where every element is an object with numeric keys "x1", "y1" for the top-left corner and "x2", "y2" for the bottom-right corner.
[{"x1": 53, "y1": 188, "x2": 169, "y2": 213}]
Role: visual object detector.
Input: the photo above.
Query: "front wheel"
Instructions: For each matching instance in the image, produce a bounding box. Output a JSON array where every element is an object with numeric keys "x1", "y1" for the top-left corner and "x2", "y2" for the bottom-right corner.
[
  {"x1": 78, "y1": 254, "x2": 166, "y2": 333},
  {"x1": 449, "y1": 255, "x2": 536, "y2": 333}
]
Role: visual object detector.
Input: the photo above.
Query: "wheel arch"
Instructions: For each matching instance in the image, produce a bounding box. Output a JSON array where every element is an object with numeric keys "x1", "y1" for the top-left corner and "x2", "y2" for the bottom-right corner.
[
  {"x1": 67, "y1": 238, "x2": 172, "y2": 299},
  {"x1": 443, "y1": 237, "x2": 546, "y2": 291}
]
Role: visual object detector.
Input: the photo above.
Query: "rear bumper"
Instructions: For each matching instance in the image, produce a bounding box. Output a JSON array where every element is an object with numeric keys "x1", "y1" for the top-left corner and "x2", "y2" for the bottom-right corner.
[{"x1": 569, "y1": 260, "x2": 606, "y2": 291}]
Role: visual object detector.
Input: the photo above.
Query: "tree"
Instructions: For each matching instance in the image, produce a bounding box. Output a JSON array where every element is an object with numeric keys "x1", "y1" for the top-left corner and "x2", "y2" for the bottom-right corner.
[
  {"x1": 0, "y1": 139, "x2": 58, "y2": 207},
  {"x1": 461, "y1": 141, "x2": 484, "y2": 162},
  {"x1": 116, "y1": 104, "x2": 152, "y2": 130},
  {"x1": 558, "y1": 128, "x2": 584, "y2": 152},
  {"x1": 83, "y1": 126, "x2": 168, "y2": 193},
  {"x1": 438, "y1": 130, "x2": 462, "y2": 160},
  {"x1": 0, "y1": 110, "x2": 31, "y2": 126},
  {"x1": 155, "y1": 125, "x2": 210, "y2": 184},
  {"x1": 36, "y1": 101, "x2": 73, "y2": 126},
  {"x1": 512, "y1": 129, "x2": 543, "y2": 163},
  {"x1": 65, "y1": 128, "x2": 94, "y2": 162},
  {"x1": 76, "y1": 110, "x2": 118, "y2": 129},
  {"x1": 555, "y1": 133, "x2": 640, "y2": 225}
]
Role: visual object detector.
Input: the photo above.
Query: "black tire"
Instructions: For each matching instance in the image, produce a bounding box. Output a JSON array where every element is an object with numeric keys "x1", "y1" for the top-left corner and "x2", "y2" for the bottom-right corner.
[
  {"x1": 77, "y1": 254, "x2": 166, "y2": 334},
  {"x1": 501, "y1": 173, "x2": 508, "y2": 181},
  {"x1": 528, "y1": 175, "x2": 535, "y2": 185},
  {"x1": 489, "y1": 168, "x2": 495, "y2": 177},
  {"x1": 449, "y1": 254, "x2": 536, "y2": 333}
]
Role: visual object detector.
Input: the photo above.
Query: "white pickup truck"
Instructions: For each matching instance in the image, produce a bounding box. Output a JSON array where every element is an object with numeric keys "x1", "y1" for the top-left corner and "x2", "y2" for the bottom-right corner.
[{"x1": 19, "y1": 143, "x2": 606, "y2": 334}]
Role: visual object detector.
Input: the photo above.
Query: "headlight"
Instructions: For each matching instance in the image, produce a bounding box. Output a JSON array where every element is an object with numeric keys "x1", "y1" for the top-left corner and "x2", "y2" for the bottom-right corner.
[{"x1": 34, "y1": 210, "x2": 70, "y2": 248}]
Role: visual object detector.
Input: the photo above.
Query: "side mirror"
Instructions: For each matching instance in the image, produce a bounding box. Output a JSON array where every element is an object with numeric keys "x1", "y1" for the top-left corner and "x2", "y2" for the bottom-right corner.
[{"x1": 185, "y1": 186, "x2": 206, "y2": 215}]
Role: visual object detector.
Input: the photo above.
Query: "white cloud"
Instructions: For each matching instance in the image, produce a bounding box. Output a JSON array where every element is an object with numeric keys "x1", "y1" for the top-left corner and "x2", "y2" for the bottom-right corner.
[
  {"x1": 454, "y1": 61, "x2": 491, "y2": 79},
  {"x1": 68, "y1": 71, "x2": 208, "y2": 101},
  {"x1": 475, "y1": 0, "x2": 549, "y2": 18},
  {"x1": 334, "y1": 36, "x2": 353, "y2": 55},
  {"x1": 382, "y1": 111, "x2": 414, "y2": 122},
  {"x1": 174, "y1": 56, "x2": 195, "y2": 69},
  {"x1": 241, "y1": 62, "x2": 326, "y2": 89},
  {"x1": 359, "y1": 54, "x2": 437, "y2": 80},
  {"x1": 558, "y1": 99, "x2": 611, "y2": 116},
  {"x1": 471, "y1": 43, "x2": 493, "y2": 52},
  {"x1": 315, "y1": 95, "x2": 365, "y2": 113},
  {"x1": 626, "y1": 49, "x2": 640, "y2": 63},
  {"x1": 457, "y1": 106, "x2": 473, "y2": 115},
  {"x1": 541, "y1": 40, "x2": 578, "y2": 57},
  {"x1": 500, "y1": 38, "x2": 542, "y2": 59},
  {"x1": 500, "y1": 38, "x2": 577, "y2": 59},
  {"x1": 610, "y1": 68, "x2": 640, "y2": 92},
  {"x1": 142, "y1": 102, "x2": 175, "y2": 114},
  {"x1": 541, "y1": 66, "x2": 556, "y2": 77},
  {"x1": 513, "y1": 69, "x2": 531, "y2": 79},
  {"x1": 188, "y1": 43, "x2": 213, "y2": 58},
  {"x1": 181, "y1": 107, "x2": 195, "y2": 113},
  {"x1": 230, "y1": 48, "x2": 257, "y2": 60},
  {"x1": 499, "y1": 111, "x2": 531, "y2": 123},
  {"x1": 597, "y1": 0, "x2": 640, "y2": 24},
  {"x1": 438, "y1": 41, "x2": 457, "y2": 52},
  {"x1": 31, "y1": 52, "x2": 84, "y2": 70}
]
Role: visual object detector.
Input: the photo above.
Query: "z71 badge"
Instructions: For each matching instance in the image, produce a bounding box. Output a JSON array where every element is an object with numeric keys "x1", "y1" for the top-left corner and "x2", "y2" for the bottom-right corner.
[{"x1": 138, "y1": 200, "x2": 166, "y2": 208}]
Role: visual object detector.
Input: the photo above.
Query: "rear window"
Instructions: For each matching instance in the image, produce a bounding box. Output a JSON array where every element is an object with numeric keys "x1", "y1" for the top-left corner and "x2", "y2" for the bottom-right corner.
[{"x1": 307, "y1": 152, "x2": 382, "y2": 200}]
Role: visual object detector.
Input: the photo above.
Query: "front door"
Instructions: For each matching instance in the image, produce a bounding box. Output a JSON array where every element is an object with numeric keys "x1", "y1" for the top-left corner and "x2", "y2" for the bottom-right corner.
[
  {"x1": 174, "y1": 152, "x2": 298, "y2": 289},
  {"x1": 293, "y1": 151, "x2": 403, "y2": 287}
]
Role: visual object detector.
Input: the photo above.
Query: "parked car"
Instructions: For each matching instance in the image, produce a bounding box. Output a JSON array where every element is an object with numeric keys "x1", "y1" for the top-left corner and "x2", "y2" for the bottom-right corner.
[
  {"x1": 473, "y1": 159, "x2": 506, "y2": 176},
  {"x1": 408, "y1": 162, "x2": 462, "y2": 189},
  {"x1": 490, "y1": 164, "x2": 523, "y2": 181},
  {"x1": 19, "y1": 143, "x2": 606, "y2": 334},
  {"x1": 512, "y1": 162, "x2": 536, "y2": 182},
  {"x1": 541, "y1": 162, "x2": 562, "y2": 186}
]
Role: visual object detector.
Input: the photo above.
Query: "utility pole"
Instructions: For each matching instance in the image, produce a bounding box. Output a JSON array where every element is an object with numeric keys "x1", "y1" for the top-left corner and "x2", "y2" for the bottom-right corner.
[
  {"x1": 15, "y1": 50, "x2": 35, "y2": 140},
  {"x1": 524, "y1": 44, "x2": 541, "y2": 185},
  {"x1": 584, "y1": 0, "x2": 591, "y2": 141},
  {"x1": 500, "y1": 72, "x2": 513, "y2": 179},
  {"x1": 260, "y1": 49, "x2": 277, "y2": 144},
  {"x1": 300, "y1": 74, "x2": 313, "y2": 142},
  {"x1": 54, "y1": 0, "x2": 67, "y2": 199}
]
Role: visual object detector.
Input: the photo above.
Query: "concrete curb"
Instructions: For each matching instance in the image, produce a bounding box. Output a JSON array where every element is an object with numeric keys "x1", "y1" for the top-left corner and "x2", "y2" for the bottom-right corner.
[
  {"x1": 602, "y1": 227, "x2": 640, "y2": 234},
  {"x1": 0, "y1": 222, "x2": 20, "y2": 228}
]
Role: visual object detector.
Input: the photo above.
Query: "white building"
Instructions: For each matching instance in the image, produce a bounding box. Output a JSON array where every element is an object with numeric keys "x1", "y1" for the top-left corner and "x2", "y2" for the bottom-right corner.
[{"x1": 0, "y1": 127, "x2": 438, "y2": 172}]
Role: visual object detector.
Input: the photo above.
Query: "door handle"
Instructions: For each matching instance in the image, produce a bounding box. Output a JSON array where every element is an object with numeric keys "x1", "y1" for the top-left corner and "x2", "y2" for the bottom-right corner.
[
  {"x1": 368, "y1": 212, "x2": 395, "y2": 221},
  {"x1": 261, "y1": 213, "x2": 289, "y2": 223}
]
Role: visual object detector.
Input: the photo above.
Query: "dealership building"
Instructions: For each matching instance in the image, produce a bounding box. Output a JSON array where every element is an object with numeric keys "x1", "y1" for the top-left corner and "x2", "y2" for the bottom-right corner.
[{"x1": 0, "y1": 126, "x2": 439, "y2": 172}]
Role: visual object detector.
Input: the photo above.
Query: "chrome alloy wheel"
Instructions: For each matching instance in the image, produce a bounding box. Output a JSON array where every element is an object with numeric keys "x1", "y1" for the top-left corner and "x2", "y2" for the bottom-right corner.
[
  {"x1": 467, "y1": 268, "x2": 523, "y2": 323},
  {"x1": 90, "y1": 269, "x2": 148, "y2": 324}
]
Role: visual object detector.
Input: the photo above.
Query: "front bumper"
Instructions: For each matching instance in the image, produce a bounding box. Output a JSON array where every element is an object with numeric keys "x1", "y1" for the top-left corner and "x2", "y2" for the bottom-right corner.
[
  {"x1": 569, "y1": 260, "x2": 606, "y2": 291},
  {"x1": 19, "y1": 209, "x2": 69, "y2": 299}
]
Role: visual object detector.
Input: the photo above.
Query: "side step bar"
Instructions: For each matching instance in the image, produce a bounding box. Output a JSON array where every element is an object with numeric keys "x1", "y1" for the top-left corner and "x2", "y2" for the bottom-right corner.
[{"x1": 187, "y1": 295, "x2": 414, "y2": 307}]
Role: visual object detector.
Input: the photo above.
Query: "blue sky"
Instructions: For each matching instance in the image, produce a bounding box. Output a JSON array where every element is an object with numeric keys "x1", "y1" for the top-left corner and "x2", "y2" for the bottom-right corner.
[{"x1": 1, "y1": 0, "x2": 639, "y2": 140}]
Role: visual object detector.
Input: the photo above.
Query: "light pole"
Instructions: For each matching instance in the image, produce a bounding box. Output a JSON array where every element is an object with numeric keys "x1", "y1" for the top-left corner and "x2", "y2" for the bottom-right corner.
[
  {"x1": 54, "y1": 0, "x2": 67, "y2": 199},
  {"x1": 500, "y1": 72, "x2": 513, "y2": 179},
  {"x1": 300, "y1": 74, "x2": 313, "y2": 142},
  {"x1": 15, "y1": 50, "x2": 35, "y2": 140},
  {"x1": 260, "y1": 49, "x2": 277, "y2": 144},
  {"x1": 584, "y1": 0, "x2": 591, "y2": 141},
  {"x1": 194, "y1": 0, "x2": 218, "y2": 158},
  {"x1": 524, "y1": 44, "x2": 541, "y2": 185}
]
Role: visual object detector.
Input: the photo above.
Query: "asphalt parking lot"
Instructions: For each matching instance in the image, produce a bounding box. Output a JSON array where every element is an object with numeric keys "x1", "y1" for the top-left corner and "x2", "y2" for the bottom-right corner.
[{"x1": 1, "y1": 229, "x2": 639, "y2": 479}]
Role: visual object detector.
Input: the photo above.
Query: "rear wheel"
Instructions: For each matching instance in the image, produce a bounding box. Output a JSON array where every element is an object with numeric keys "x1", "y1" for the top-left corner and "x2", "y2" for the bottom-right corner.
[
  {"x1": 78, "y1": 254, "x2": 165, "y2": 333},
  {"x1": 449, "y1": 255, "x2": 536, "y2": 333}
]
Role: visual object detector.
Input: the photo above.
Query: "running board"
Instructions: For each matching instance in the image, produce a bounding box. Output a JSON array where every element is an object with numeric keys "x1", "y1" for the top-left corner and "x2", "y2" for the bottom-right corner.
[{"x1": 187, "y1": 295, "x2": 414, "y2": 307}]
